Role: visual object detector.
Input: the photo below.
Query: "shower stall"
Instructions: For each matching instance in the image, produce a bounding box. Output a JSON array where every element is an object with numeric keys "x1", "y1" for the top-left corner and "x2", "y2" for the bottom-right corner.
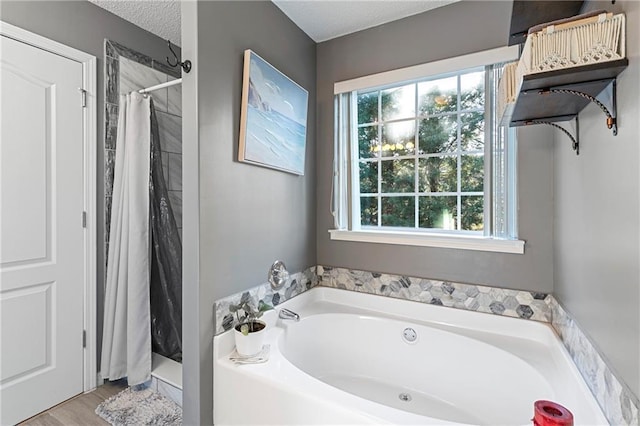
[{"x1": 101, "y1": 39, "x2": 183, "y2": 404}]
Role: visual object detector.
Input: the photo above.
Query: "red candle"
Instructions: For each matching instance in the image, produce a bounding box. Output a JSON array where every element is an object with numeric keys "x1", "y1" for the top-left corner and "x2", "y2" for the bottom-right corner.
[{"x1": 533, "y1": 400, "x2": 574, "y2": 426}]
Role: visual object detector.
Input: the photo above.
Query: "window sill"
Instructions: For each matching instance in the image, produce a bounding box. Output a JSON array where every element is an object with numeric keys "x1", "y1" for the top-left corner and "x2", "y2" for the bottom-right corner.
[{"x1": 329, "y1": 229, "x2": 525, "y2": 254}]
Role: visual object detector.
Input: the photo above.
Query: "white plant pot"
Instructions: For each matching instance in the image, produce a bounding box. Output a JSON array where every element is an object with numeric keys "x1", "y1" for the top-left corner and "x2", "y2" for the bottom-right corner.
[{"x1": 234, "y1": 320, "x2": 267, "y2": 357}]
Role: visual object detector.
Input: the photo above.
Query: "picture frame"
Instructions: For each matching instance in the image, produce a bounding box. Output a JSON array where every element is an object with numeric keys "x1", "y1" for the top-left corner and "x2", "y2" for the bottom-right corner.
[{"x1": 238, "y1": 49, "x2": 309, "y2": 176}]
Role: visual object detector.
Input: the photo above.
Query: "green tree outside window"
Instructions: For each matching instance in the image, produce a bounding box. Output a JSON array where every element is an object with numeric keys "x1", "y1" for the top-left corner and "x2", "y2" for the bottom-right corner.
[{"x1": 356, "y1": 71, "x2": 484, "y2": 231}]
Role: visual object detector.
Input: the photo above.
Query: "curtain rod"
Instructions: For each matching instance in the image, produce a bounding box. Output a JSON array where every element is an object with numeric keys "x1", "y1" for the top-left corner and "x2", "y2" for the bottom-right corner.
[{"x1": 139, "y1": 78, "x2": 182, "y2": 94}]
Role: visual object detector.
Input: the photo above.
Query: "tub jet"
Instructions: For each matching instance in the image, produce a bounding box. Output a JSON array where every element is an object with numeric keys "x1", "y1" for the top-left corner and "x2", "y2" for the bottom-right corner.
[{"x1": 402, "y1": 327, "x2": 417, "y2": 343}]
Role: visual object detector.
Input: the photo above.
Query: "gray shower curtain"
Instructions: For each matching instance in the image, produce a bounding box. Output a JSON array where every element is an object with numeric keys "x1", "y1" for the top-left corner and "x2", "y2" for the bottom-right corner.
[{"x1": 149, "y1": 100, "x2": 182, "y2": 363}]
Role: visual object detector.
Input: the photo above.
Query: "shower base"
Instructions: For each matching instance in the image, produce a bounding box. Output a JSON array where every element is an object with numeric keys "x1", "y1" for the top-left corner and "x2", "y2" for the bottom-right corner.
[{"x1": 151, "y1": 353, "x2": 182, "y2": 407}]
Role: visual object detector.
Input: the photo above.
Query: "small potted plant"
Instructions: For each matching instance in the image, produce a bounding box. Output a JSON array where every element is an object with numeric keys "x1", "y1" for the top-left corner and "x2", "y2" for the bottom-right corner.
[{"x1": 229, "y1": 298, "x2": 272, "y2": 357}]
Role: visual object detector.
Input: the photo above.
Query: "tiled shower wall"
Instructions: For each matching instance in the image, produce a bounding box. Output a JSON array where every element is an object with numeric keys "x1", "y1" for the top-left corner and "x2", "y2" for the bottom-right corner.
[{"x1": 104, "y1": 40, "x2": 183, "y2": 265}]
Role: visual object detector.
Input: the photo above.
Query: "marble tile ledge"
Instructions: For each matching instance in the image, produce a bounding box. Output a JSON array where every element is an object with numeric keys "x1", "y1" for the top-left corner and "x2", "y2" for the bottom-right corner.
[
  {"x1": 317, "y1": 265, "x2": 552, "y2": 322},
  {"x1": 550, "y1": 298, "x2": 639, "y2": 425}
]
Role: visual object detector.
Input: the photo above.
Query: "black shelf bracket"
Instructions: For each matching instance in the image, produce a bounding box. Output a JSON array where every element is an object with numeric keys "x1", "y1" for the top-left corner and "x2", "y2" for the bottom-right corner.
[
  {"x1": 542, "y1": 79, "x2": 618, "y2": 136},
  {"x1": 525, "y1": 117, "x2": 580, "y2": 155}
]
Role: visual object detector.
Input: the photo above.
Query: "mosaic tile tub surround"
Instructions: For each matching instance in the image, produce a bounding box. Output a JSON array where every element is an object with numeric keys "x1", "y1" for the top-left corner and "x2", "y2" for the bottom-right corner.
[
  {"x1": 214, "y1": 266, "x2": 318, "y2": 335},
  {"x1": 317, "y1": 266, "x2": 552, "y2": 322},
  {"x1": 214, "y1": 265, "x2": 552, "y2": 334},
  {"x1": 214, "y1": 264, "x2": 638, "y2": 424},
  {"x1": 551, "y1": 298, "x2": 639, "y2": 425}
]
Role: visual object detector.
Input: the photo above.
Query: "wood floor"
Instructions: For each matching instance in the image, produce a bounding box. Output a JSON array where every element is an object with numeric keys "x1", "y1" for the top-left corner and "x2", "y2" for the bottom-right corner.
[{"x1": 19, "y1": 381, "x2": 127, "y2": 426}]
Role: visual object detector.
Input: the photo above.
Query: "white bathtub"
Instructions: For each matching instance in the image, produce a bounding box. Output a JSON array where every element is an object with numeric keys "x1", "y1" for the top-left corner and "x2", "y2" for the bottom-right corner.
[{"x1": 213, "y1": 287, "x2": 607, "y2": 425}]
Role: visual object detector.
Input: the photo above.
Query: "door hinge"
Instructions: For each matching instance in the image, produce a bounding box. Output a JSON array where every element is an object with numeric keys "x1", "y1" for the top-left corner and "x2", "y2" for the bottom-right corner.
[
  {"x1": 78, "y1": 88, "x2": 87, "y2": 108},
  {"x1": 82, "y1": 330, "x2": 86, "y2": 348},
  {"x1": 82, "y1": 211, "x2": 87, "y2": 228}
]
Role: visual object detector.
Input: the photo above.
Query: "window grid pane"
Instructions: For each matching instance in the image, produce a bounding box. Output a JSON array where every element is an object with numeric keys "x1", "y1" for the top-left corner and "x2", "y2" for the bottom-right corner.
[
  {"x1": 360, "y1": 196, "x2": 378, "y2": 226},
  {"x1": 356, "y1": 67, "x2": 486, "y2": 232},
  {"x1": 377, "y1": 91, "x2": 382, "y2": 226},
  {"x1": 456, "y1": 75, "x2": 462, "y2": 231},
  {"x1": 357, "y1": 90, "x2": 378, "y2": 125}
]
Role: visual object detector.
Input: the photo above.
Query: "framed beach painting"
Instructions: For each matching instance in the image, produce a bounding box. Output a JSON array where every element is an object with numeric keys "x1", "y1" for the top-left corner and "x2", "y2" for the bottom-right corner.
[{"x1": 238, "y1": 49, "x2": 309, "y2": 175}]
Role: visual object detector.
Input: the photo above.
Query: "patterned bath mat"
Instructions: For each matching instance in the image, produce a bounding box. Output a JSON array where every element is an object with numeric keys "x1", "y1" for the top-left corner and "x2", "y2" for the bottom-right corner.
[{"x1": 96, "y1": 387, "x2": 182, "y2": 425}]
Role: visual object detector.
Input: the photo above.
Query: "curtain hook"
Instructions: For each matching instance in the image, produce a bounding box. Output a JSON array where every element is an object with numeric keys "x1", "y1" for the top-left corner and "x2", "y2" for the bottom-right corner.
[{"x1": 166, "y1": 40, "x2": 192, "y2": 74}]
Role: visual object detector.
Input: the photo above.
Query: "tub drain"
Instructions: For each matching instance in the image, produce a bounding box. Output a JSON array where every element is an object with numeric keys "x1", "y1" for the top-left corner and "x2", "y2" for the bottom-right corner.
[{"x1": 398, "y1": 392, "x2": 412, "y2": 402}]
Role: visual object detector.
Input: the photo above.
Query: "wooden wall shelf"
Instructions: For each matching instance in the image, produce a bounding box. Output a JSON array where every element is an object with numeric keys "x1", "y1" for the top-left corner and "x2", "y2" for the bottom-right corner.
[
  {"x1": 508, "y1": 0, "x2": 584, "y2": 45},
  {"x1": 507, "y1": 0, "x2": 626, "y2": 154},
  {"x1": 509, "y1": 59, "x2": 628, "y2": 154}
]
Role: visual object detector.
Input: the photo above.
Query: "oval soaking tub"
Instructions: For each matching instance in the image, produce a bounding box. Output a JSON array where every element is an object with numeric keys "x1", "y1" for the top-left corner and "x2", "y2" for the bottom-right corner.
[{"x1": 213, "y1": 287, "x2": 607, "y2": 425}]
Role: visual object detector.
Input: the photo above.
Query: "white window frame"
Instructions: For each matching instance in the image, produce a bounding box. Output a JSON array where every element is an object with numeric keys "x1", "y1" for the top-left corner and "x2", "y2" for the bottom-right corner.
[{"x1": 331, "y1": 46, "x2": 525, "y2": 254}]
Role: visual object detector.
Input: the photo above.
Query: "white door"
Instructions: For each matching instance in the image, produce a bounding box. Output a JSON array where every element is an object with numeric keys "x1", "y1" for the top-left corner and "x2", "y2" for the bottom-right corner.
[{"x1": 1, "y1": 34, "x2": 85, "y2": 424}]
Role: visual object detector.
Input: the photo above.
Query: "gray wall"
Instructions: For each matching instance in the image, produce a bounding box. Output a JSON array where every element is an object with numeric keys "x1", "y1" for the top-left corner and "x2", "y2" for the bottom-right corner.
[
  {"x1": 554, "y1": 0, "x2": 640, "y2": 400},
  {"x1": 0, "y1": 0, "x2": 180, "y2": 370},
  {"x1": 183, "y1": 1, "x2": 317, "y2": 423},
  {"x1": 316, "y1": 1, "x2": 555, "y2": 293}
]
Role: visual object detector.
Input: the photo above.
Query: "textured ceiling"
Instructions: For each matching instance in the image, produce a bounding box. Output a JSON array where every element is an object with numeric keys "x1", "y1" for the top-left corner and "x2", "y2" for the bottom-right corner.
[
  {"x1": 88, "y1": 0, "x2": 458, "y2": 46},
  {"x1": 88, "y1": 0, "x2": 181, "y2": 46},
  {"x1": 272, "y1": 0, "x2": 458, "y2": 42}
]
